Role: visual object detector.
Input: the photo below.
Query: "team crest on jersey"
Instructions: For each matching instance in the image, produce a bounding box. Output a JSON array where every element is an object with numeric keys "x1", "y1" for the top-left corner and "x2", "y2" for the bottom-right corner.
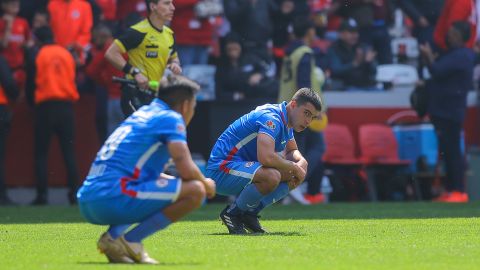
[
  {"x1": 245, "y1": 161, "x2": 255, "y2": 168},
  {"x1": 156, "y1": 179, "x2": 168, "y2": 188},
  {"x1": 265, "y1": 120, "x2": 276, "y2": 130},
  {"x1": 176, "y1": 123, "x2": 186, "y2": 133}
]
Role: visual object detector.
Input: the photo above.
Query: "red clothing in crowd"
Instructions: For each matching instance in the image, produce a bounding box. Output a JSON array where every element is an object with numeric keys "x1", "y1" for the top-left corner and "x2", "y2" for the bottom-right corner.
[
  {"x1": 434, "y1": 0, "x2": 477, "y2": 50},
  {"x1": 85, "y1": 40, "x2": 123, "y2": 99},
  {"x1": 170, "y1": 0, "x2": 214, "y2": 46},
  {"x1": 35, "y1": 44, "x2": 79, "y2": 104},
  {"x1": 116, "y1": 0, "x2": 147, "y2": 21},
  {"x1": 0, "y1": 17, "x2": 30, "y2": 69},
  {"x1": 48, "y1": 0, "x2": 93, "y2": 48},
  {"x1": 95, "y1": 0, "x2": 117, "y2": 21}
]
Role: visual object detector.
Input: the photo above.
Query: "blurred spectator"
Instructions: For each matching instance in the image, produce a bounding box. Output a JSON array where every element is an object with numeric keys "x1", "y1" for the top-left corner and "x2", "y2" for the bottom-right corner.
[
  {"x1": 0, "y1": 0, "x2": 31, "y2": 90},
  {"x1": 326, "y1": 19, "x2": 378, "y2": 91},
  {"x1": 397, "y1": 0, "x2": 444, "y2": 46},
  {"x1": 271, "y1": 0, "x2": 310, "y2": 71},
  {"x1": 26, "y1": 26, "x2": 80, "y2": 205},
  {"x1": 95, "y1": 0, "x2": 117, "y2": 22},
  {"x1": 278, "y1": 18, "x2": 326, "y2": 204},
  {"x1": 86, "y1": 24, "x2": 124, "y2": 141},
  {"x1": 433, "y1": 0, "x2": 477, "y2": 52},
  {"x1": 116, "y1": 0, "x2": 147, "y2": 22},
  {"x1": 170, "y1": 0, "x2": 216, "y2": 66},
  {"x1": 48, "y1": 0, "x2": 93, "y2": 64},
  {"x1": 215, "y1": 32, "x2": 278, "y2": 100},
  {"x1": 19, "y1": 0, "x2": 48, "y2": 25},
  {"x1": 0, "y1": 55, "x2": 18, "y2": 205},
  {"x1": 31, "y1": 9, "x2": 50, "y2": 30},
  {"x1": 335, "y1": 0, "x2": 393, "y2": 64},
  {"x1": 420, "y1": 21, "x2": 475, "y2": 203},
  {"x1": 223, "y1": 0, "x2": 277, "y2": 62}
]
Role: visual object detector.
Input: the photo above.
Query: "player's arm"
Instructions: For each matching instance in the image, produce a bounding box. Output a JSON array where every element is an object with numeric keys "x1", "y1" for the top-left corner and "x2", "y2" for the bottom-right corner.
[
  {"x1": 285, "y1": 139, "x2": 308, "y2": 173},
  {"x1": 257, "y1": 133, "x2": 303, "y2": 178},
  {"x1": 168, "y1": 142, "x2": 215, "y2": 198}
]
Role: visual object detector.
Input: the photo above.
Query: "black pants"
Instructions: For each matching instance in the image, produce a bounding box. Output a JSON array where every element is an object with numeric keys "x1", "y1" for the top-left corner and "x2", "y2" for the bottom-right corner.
[
  {"x1": 35, "y1": 101, "x2": 79, "y2": 197},
  {"x1": 431, "y1": 116, "x2": 465, "y2": 192},
  {"x1": 294, "y1": 129, "x2": 326, "y2": 195},
  {"x1": 0, "y1": 106, "x2": 11, "y2": 197},
  {"x1": 120, "y1": 84, "x2": 155, "y2": 117}
]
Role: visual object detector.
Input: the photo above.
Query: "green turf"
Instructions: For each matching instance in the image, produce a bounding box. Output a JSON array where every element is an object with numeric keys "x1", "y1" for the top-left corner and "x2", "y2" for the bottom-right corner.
[{"x1": 1, "y1": 202, "x2": 479, "y2": 270}]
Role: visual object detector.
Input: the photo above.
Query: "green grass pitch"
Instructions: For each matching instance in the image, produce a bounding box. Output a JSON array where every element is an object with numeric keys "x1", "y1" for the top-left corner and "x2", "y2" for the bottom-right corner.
[{"x1": 1, "y1": 202, "x2": 479, "y2": 270}]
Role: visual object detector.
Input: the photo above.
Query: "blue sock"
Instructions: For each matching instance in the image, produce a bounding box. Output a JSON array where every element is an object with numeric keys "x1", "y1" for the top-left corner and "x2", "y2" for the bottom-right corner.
[
  {"x1": 124, "y1": 212, "x2": 171, "y2": 243},
  {"x1": 234, "y1": 183, "x2": 263, "y2": 213},
  {"x1": 108, "y1": 224, "x2": 132, "y2": 239},
  {"x1": 254, "y1": 182, "x2": 289, "y2": 213}
]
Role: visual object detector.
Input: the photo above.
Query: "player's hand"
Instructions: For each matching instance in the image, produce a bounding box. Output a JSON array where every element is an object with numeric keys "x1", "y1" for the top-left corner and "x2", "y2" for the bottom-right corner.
[
  {"x1": 168, "y1": 62, "x2": 182, "y2": 75},
  {"x1": 134, "y1": 73, "x2": 149, "y2": 89},
  {"x1": 290, "y1": 162, "x2": 306, "y2": 183},
  {"x1": 203, "y1": 178, "x2": 216, "y2": 199},
  {"x1": 296, "y1": 158, "x2": 308, "y2": 173}
]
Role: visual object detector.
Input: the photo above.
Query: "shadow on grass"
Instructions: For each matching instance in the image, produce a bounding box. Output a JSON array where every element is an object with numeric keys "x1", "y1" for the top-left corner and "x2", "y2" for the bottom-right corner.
[
  {"x1": 78, "y1": 261, "x2": 202, "y2": 267},
  {"x1": 1, "y1": 202, "x2": 479, "y2": 224},
  {"x1": 207, "y1": 231, "x2": 305, "y2": 237}
]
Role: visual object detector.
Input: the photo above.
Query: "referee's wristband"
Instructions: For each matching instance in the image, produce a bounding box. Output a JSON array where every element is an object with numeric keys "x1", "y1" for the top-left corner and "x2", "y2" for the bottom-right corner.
[{"x1": 122, "y1": 63, "x2": 133, "y2": 74}]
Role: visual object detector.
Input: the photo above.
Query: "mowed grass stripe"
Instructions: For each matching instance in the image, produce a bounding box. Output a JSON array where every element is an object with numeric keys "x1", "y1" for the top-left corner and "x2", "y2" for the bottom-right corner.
[{"x1": 0, "y1": 203, "x2": 479, "y2": 270}]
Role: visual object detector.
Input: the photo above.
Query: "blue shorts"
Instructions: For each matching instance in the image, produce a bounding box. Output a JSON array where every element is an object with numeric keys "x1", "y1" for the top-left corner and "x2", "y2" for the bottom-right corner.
[
  {"x1": 79, "y1": 176, "x2": 182, "y2": 225},
  {"x1": 205, "y1": 161, "x2": 262, "y2": 196}
]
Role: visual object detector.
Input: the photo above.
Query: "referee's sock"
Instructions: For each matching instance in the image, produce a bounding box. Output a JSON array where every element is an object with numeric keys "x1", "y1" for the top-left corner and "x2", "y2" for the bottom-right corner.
[
  {"x1": 124, "y1": 212, "x2": 171, "y2": 243},
  {"x1": 108, "y1": 224, "x2": 132, "y2": 239}
]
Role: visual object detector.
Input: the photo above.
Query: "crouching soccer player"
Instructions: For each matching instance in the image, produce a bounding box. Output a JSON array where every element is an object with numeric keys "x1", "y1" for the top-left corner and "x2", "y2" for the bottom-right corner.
[
  {"x1": 206, "y1": 88, "x2": 323, "y2": 234},
  {"x1": 77, "y1": 76, "x2": 216, "y2": 264}
]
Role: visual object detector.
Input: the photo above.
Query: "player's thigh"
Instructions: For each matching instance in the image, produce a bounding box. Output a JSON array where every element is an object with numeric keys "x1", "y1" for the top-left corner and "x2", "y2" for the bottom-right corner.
[
  {"x1": 205, "y1": 161, "x2": 262, "y2": 196},
  {"x1": 79, "y1": 176, "x2": 182, "y2": 225}
]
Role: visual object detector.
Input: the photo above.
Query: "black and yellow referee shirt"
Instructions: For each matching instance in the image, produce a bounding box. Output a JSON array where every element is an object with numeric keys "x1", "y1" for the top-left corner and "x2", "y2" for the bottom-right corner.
[{"x1": 115, "y1": 18, "x2": 178, "y2": 83}]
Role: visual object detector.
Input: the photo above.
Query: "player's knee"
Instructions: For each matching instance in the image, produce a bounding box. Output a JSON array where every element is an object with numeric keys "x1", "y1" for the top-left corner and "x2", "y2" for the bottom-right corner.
[
  {"x1": 189, "y1": 180, "x2": 206, "y2": 208},
  {"x1": 263, "y1": 169, "x2": 281, "y2": 193}
]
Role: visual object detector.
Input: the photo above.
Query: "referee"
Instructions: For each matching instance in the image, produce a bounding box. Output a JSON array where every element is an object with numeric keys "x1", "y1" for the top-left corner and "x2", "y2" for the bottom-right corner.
[{"x1": 105, "y1": 0, "x2": 182, "y2": 116}]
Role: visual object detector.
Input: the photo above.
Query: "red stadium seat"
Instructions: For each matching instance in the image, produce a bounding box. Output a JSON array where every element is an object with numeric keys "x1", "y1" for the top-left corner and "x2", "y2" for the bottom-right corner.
[
  {"x1": 359, "y1": 124, "x2": 410, "y2": 166},
  {"x1": 323, "y1": 124, "x2": 366, "y2": 201},
  {"x1": 323, "y1": 123, "x2": 362, "y2": 166},
  {"x1": 358, "y1": 124, "x2": 417, "y2": 201}
]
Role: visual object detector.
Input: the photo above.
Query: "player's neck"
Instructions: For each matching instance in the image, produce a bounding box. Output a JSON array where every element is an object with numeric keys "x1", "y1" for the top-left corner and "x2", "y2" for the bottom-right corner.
[
  {"x1": 285, "y1": 103, "x2": 293, "y2": 128},
  {"x1": 148, "y1": 14, "x2": 165, "y2": 31}
]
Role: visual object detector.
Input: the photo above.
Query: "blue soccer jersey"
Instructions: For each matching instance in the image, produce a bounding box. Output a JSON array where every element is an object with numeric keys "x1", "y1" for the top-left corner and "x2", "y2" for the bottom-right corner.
[
  {"x1": 207, "y1": 102, "x2": 294, "y2": 173},
  {"x1": 78, "y1": 99, "x2": 186, "y2": 202}
]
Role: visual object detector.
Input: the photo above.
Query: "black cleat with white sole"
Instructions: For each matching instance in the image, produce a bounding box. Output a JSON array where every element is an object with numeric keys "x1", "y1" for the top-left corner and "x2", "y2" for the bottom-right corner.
[
  {"x1": 219, "y1": 205, "x2": 247, "y2": 234},
  {"x1": 241, "y1": 212, "x2": 267, "y2": 233}
]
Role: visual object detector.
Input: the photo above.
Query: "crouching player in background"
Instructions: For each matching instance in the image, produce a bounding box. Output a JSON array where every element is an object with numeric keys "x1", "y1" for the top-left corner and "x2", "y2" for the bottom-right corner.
[
  {"x1": 77, "y1": 76, "x2": 216, "y2": 264},
  {"x1": 206, "y1": 88, "x2": 323, "y2": 234}
]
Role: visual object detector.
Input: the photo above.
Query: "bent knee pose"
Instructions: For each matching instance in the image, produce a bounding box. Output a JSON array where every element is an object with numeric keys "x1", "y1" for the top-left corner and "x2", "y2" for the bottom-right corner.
[
  {"x1": 206, "y1": 88, "x2": 323, "y2": 234},
  {"x1": 77, "y1": 76, "x2": 215, "y2": 264}
]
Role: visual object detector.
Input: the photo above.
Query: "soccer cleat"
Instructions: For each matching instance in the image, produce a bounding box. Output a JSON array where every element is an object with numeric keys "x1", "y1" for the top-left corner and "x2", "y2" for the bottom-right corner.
[
  {"x1": 304, "y1": 193, "x2": 325, "y2": 204},
  {"x1": 97, "y1": 232, "x2": 135, "y2": 264},
  {"x1": 241, "y1": 212, "x2": 267, "y2": 233},
  {"x1": 219, "y1": 205, "x2": 247, "y2": 234},
  {"x1": 118, "y1": 236, "x2": 159, "y2": 264}
]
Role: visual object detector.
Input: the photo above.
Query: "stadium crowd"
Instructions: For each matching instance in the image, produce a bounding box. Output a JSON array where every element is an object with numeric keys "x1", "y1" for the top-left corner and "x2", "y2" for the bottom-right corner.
[{"x1": 0, "y1": 0, "x2": 478, "y2": 205}]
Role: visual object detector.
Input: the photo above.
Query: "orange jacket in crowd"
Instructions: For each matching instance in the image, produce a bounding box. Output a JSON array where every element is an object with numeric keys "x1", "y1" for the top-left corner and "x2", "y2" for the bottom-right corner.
[
  {"x1": 433, "y1": 0, "x2": 477, "y2": 50},
  {"x1": 48, "y1": 0, "x2": 93, "y2": 49},
  {"x1": 34, "y1": 44, "x2": 79, "y2": 105}
]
